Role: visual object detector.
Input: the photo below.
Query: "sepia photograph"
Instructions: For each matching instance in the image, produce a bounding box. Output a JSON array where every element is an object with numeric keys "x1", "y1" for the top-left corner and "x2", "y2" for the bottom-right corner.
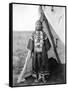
[{"x1": 9, "y1": 3, "x2": 66, "y2": 87}]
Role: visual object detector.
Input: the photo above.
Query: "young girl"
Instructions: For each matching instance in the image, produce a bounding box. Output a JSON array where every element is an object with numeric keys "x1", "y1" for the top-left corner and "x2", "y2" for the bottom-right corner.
[{"x1": 27, "y1": 20, "x2": 51, "y2": 82}]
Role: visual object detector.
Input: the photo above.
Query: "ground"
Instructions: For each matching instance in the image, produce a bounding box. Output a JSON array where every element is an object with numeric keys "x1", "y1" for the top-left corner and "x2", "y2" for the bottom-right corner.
[{"x1": 13, "y1": 64, "x2": 66, "y2": 87}]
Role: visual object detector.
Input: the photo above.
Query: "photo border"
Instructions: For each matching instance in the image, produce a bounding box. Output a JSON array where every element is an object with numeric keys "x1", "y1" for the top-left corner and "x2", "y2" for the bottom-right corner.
[{"x1": 9, "y1": 2, "x2": 67, "y2": 87}]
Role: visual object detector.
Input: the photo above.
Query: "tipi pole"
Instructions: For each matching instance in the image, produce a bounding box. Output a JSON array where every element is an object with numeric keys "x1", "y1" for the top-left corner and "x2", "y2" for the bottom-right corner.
[{"x1": 39, "y1": 6, "x2": 61, "y2": 64}]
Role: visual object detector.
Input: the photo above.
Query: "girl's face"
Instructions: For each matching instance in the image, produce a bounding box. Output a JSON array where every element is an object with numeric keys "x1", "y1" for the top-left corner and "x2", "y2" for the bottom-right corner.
[{"x1": 35, "y1": 22, "x2": 42, "y2": 30}]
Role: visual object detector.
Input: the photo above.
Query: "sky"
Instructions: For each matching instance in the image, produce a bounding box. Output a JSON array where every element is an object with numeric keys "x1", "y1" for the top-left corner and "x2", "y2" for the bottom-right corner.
[
  {"x1": 13, "y1": 4, "x2": 40, "y2": 31},
  {"x1": 13, "y1": 4, "x2": 65, "y2": 44}
]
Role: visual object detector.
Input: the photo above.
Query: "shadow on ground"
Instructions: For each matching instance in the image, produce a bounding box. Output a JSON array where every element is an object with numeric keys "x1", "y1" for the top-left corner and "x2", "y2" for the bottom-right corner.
[{"x1": 13, "y1": 57, "x2": 66, "y2": 87}]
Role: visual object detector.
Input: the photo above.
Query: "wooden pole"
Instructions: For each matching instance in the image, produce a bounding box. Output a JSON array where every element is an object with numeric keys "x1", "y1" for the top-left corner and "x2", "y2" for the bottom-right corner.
[{"x1": 17, "y1": 50, "x2": 31, "y2": 83}]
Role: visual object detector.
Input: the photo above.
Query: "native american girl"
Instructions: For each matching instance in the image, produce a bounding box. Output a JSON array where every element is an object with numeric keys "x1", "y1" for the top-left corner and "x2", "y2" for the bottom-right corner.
[{"x1": 27, "y1": 20, "x2": 51, "y2": 82}]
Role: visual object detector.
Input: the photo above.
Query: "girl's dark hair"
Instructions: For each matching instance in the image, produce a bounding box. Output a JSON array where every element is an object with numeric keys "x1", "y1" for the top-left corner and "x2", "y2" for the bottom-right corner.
[{"x1": 35, "y1": 20, "x2": 42, "y2": 26}]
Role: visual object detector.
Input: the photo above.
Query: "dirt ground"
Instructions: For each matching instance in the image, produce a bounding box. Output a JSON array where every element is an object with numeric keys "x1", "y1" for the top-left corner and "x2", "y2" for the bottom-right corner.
[{"x1": 13, "y1": 63, "x2": 66, "y2": 87}]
